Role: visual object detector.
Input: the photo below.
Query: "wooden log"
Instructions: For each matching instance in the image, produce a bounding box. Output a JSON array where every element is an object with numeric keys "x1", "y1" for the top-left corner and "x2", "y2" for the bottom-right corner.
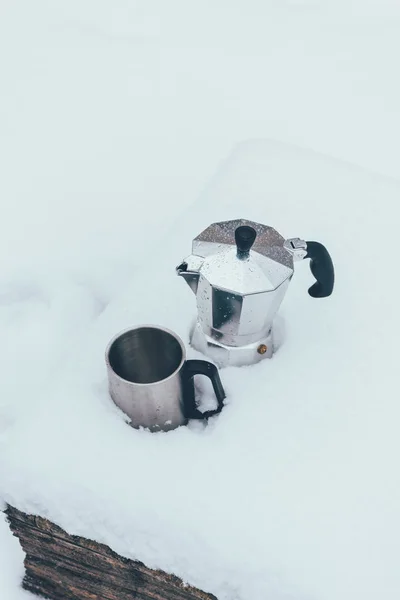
[{"x1": 5, "y1": 505, "x2": 217, "y2": 600}]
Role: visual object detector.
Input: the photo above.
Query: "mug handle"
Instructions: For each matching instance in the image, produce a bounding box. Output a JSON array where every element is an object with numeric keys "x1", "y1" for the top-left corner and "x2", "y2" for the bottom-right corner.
[{"x1": 183, "y1": 360, "x2": 226, "y2": 420}]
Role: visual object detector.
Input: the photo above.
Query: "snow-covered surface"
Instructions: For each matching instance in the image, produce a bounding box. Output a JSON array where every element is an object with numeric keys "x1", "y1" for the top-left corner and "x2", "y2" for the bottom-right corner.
[{"x1": 1, "y1": 2, "x2": 400, "y2": 600}]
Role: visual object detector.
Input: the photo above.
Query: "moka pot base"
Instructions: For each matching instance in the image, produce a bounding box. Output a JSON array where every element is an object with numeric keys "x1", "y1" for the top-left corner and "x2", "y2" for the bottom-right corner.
[{"x1": 190, "y1": 320, "x2": 274, "y2": 367}]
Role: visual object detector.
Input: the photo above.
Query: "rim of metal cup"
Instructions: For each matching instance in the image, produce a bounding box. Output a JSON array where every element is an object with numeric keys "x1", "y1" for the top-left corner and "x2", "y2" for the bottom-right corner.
[{"x1": 105, "y1": 324, "x2": 187, "y2": 387}]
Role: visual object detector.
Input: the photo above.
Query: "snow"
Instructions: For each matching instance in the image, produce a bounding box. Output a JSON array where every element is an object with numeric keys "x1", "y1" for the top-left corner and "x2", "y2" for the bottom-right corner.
[
  {"x1": 0, "y1": 512, "x2": 32, "y2": 599},
  {"x1": 1, "y1": 1, "x2": 400, "y2": 599}
]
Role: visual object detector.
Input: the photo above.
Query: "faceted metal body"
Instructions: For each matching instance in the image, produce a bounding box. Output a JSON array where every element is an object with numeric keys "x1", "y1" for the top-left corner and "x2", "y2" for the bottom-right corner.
[
  {"x1": 191, "y1": 321, "x2": 275, "y2": 366},
  {"x1": 177, "y1": 219, "x2": 298, "y2": 366}
]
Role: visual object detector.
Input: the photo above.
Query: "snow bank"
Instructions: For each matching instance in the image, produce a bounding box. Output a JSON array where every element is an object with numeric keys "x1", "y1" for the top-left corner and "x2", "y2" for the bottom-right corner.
[
  {"x1": 1, "y1": 139, "x2": 400, "y2": 600},
  {"x1": 2, "y1": 0, "x2": 400, "y2": 597}
]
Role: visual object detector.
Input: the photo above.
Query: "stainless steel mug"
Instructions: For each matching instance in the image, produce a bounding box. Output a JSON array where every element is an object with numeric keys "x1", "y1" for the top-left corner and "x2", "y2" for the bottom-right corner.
[{"x1": 105, "y1": 325, "x2": 226, "y2": 432}]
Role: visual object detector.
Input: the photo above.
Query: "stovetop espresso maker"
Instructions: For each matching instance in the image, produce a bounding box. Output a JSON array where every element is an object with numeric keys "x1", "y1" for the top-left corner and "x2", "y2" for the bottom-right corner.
[{"x1": 177, "y1": 218, "x2": 334, "y2": 367}]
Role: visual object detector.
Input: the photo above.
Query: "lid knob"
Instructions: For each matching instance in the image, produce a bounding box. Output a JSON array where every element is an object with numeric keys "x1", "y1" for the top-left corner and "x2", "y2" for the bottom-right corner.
[{"x1": 235, "y1": 225, "x2": 257, "y2": 258}]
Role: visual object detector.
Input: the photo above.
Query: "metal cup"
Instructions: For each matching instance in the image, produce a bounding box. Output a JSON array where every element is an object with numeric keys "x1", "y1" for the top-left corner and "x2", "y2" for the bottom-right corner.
[{"x1": 105, "y1": 325, "x2": 226, "y2": 432}]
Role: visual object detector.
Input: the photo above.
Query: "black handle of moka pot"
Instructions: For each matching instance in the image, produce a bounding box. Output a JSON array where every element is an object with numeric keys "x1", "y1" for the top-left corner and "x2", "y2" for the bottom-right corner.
[
  {"x1": 183, "y1": 360, "x2": 226, "y2": 420},
  {"x1": 305, "y1": 241, "x2": 335, "y2": 298}
]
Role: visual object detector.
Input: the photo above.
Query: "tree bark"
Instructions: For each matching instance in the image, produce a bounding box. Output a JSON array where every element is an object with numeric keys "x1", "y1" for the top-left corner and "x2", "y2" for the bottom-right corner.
[{"x1": 5, "y1": 505, "x2": 216, "y2": 600}]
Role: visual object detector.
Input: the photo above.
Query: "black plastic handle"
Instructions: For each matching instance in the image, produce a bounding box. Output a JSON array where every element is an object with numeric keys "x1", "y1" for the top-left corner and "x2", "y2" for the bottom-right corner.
[
  {"x1": 235, "y1": 225, "x2": 257, "y2": 258},
  {"x1": 305, "y1": 241, "x2": 335, "y2": 298},
  {"x1": 183, "y1": 359, "x2": 225, "y2": 420}
]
